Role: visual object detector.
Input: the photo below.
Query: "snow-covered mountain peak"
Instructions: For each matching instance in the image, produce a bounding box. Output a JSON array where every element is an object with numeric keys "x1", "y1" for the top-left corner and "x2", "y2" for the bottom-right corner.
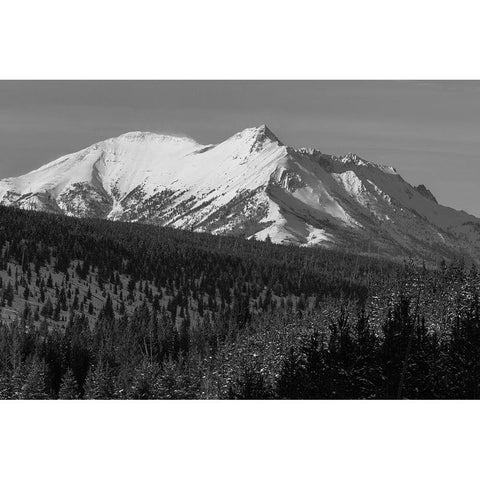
[
  {"x1": 1, "y1": 125, "x2": 480, "y2": 263},
  {"x1": 115, "y1": 131, "x2": 199, "y2": 146},
  {"x1": 230, "y1": 124, "x2": 283, "y2": 147},
  {"x1": 255, "y1": 124, "x2": 283, "y2": 144}
]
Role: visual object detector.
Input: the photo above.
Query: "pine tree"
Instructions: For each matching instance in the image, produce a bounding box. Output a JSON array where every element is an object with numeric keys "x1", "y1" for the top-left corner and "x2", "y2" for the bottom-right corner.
[
  {"x1": 58, "y1": 369, "x2": 79, "y2": 399},
  {"x1": 10, "y1": 364, "x2": 28, "y2": 399},
  {"x1": 53, "y1": 301, "x2": 61, "y2": 322},
  {"x1": 0, "y1": 374, "x2": 12, "y2": 399},
  {"x1": 41, "y1": 297, "x2": 53, "y2": 318},
  {"x1": 22, "y1": 301, "x2": 31, "y2": 321},
  {"x1": 128, "y1": 362, "x2": 161, "y2": 399},
  {"x1": 83, "y1": 364, "x2": 114, "y2": 399},
  {"x1": 20, "y1": 361, "x2": 48, "y2": 399},
  {"x1": 179, "y1": 316, "x2": 190, "y2": 356},
  {"x1": 3, "y1": 281, "x2": 14, "y2": 307},
  {"x1": 277, "y1": 347, "x2": 303, "y2": 399}
]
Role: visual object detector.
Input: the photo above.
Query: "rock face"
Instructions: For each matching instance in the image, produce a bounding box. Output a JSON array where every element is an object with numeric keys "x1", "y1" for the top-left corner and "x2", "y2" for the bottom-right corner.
[
  {"x1": 1, "y1": 124, "x2": 480, "y2": 262},
  {"x1": 414, "y1": 184, "x2": 438, "y2": 204}
]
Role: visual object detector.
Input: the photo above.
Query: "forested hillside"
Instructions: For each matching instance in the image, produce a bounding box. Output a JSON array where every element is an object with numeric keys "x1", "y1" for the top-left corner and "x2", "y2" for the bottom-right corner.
[{"x1": 0, "y1": 205, "x2": 478, "y2": 399}]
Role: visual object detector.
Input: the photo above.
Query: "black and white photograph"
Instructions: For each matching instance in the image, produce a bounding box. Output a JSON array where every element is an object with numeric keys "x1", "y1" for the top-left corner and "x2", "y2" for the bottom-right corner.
[
  {"x1": 1, "y1": 1, "x2": 479, "y2": 478},
  {"x1": 1, "y1": 80, "x2": 480, "y2": 401}
]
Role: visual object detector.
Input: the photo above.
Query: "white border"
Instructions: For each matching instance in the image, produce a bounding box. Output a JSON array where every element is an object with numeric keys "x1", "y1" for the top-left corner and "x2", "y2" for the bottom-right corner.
[
  {"x1": 1, "y1": 0, "x2": 479, "y2": 79},
  {"x1": 1, "y1": 0, "x2": 479, "y2": 478},
  {"x1": 0, "y1": 400, "x2": 478, "y2": 479}
]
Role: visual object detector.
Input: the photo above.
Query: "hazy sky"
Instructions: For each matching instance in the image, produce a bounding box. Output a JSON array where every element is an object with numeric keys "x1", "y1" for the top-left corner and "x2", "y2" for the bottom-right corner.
[{"x1": 0, "y1": 81, "x2": 479, "y2": 215}]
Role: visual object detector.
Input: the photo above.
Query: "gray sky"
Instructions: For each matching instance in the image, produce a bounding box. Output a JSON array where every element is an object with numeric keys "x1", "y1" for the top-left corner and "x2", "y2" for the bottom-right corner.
[{"x1": 1, "y1": 80, "x2": 479, "y2": 215}]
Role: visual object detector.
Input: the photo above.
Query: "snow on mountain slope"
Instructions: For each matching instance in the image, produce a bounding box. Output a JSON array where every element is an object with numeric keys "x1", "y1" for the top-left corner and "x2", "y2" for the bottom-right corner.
[{"x1": 1, "y1": 124, "x2": 480, "y2": 263}]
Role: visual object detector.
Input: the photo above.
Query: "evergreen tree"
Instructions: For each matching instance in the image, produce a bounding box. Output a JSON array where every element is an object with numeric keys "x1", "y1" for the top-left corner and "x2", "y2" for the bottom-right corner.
[
  {"x1": 41, "y1": 297, "x2": 54, "y2": 318},
  {"x1": 20, "y1": 361, "x2": 48, "y2": 399},
  {"x1": 58, "y1": 369, "x2": 79, "y2": 399},
  {"x1": 84, "y1": 364, "x2": 114, "y2": 399}
]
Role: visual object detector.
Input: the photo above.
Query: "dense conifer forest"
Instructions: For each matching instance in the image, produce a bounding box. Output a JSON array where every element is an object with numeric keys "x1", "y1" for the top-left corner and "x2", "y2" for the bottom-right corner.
[{"x1": 0, "y1": 205, "x2": 479, "y2": 399}]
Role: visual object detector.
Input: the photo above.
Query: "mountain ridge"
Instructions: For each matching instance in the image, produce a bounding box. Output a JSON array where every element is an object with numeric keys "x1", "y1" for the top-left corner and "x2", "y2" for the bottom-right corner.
[{"x1": 1, "y1": 125, "x2": 479, "y2": 262}]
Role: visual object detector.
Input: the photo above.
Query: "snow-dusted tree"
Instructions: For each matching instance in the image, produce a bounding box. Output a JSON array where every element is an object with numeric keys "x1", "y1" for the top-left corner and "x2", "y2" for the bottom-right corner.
[
  {"x1": 58, "y1": 369, "x2": 79, "y2": 400},
  {"x1": 19, "y1": 360, "x2": 48, "y2": 399}
]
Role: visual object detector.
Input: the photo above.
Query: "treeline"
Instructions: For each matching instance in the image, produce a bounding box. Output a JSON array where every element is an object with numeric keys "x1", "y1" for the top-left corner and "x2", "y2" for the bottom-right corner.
[{"x1": 0, "y1": 205, "x2": 397, "y2": 301}]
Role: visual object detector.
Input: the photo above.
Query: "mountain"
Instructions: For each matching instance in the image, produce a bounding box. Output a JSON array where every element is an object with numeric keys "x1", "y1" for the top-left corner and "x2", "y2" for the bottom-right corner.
[{"x1": 1, "y1": 124, "x2": 480, "y2": 262}]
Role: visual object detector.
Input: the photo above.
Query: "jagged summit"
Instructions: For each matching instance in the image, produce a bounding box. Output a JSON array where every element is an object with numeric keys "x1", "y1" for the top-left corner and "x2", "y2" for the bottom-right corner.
[
  {"x1": 230, "y1": 124, "x2": 283, "y2": 146},
  {"x1": 0, "y1": 125, "x2": 479, "y2": 262},
  {"x1": 342, "y1": 152, "x2": 365, "y2": 163},
  {"x1": 415, "y1": 184, "x2": 438, "y2": 204},
  {"x1": 296, "y1": 147, "x2": 323, "y2": 155},
  {"x1": 254, "y1": 124, "x2": 283, "y2": 145},
  {"x1": 338, "y1": 152, "x2": 398, "y2": 174}
]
